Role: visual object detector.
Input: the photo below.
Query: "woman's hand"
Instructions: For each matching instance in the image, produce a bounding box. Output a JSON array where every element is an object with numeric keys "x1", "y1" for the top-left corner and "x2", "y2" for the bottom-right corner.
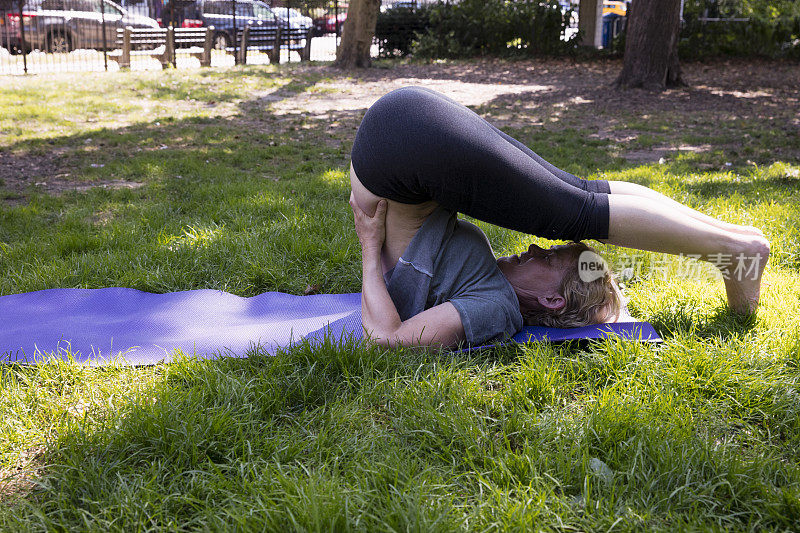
[
  {"x1": 349, "y1": 193, "x2": 387, "y2": 254},
  {"x1": 349, "y1": 192, "x2": 465, "y2": 348}
]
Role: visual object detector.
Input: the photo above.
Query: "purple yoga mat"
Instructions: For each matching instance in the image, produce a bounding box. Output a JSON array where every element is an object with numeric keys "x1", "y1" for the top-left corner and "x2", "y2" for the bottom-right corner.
[{"x1": 0, "y1": 288, "x2": 660, "y2": 365}]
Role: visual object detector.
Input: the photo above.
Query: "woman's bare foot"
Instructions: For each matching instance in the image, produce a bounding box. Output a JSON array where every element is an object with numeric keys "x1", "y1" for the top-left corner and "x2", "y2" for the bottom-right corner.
[{"x1": 722, "y1": 235, "x2": 770, "y2": 314}]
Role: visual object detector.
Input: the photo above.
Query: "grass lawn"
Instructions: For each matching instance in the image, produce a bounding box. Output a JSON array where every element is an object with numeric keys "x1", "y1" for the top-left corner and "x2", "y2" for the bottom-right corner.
[{"x1": 1, "y1": 59, "x2": 799, "y2": 531}]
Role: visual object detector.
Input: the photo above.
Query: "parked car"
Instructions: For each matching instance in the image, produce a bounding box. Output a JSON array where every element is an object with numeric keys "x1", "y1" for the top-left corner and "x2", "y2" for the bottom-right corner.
[
  {"x1": 266, "y1": 2, "x2": 312, "y2": 53},
  {"x1": 170, "y1": 0, "x2": 309, "y2": 51},
  {"x1": 380, "y1": 0, "x2": 416, "y2": 13},
  {"x1": 171, "y1": 0, "x2": 275, "y2": 49},
  {"x1": 311, "y1": 9, "x2": 344, "y2": 36},
  {"x1": 2, "y1": 0, "x2": 159, "y2": 53},
  {"x1": 160, "y1": 0, "x2": 201, "y2": 27},
  {"x1": 116, "y1": 0, "x2": 163, "y2": 20},
  {"x1": 271, "y1": 6, "x2": 311, "y2": 32}
]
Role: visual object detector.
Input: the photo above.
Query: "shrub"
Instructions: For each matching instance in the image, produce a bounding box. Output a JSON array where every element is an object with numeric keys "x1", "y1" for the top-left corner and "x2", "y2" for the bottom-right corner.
[
  {"x1": 678, "y1": 0, "x2": 800, "y2": 58},
  {"x1": 375, "y1": 5, "x2": 434, "y2": 57},
  {"x1": 374, "y1": 0, "x2": 578, "y2": 60}
]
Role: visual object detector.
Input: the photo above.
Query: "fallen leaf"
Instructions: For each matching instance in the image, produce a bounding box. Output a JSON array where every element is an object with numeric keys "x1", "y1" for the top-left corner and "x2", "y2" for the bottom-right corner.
[{"x1": 304, "y1": 284, "x2": 321, "y2": 295}]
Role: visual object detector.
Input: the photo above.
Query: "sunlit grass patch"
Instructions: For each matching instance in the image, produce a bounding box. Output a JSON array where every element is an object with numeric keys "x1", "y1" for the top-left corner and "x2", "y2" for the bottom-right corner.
[{"x1": 0, "y1": 66, "x2": 327, "y2": 146}]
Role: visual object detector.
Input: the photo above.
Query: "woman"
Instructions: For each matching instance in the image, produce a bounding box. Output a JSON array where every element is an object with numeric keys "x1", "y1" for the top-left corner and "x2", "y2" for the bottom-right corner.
[{"x1": 349, "y1": 87, "x2": 769, "y2": 348}]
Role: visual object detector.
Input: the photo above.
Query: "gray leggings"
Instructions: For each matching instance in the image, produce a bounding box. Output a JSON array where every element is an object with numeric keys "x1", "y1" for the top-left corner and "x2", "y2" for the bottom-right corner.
[{"x1": 351, "y1": 86, "x2": 610, "y2": 241}]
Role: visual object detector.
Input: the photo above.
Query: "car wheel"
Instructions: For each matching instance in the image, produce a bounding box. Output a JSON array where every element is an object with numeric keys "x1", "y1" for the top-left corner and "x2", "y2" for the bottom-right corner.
[
  {"x1": 213, "y1": 32, "x2": 229, "y2": 50},
  {"x1": 46, "y1": 32, "x2": 71, "y2": 54}
]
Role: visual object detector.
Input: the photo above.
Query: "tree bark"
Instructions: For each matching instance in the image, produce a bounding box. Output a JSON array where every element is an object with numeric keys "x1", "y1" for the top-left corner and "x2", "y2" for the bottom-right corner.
[
  {"x1": 613, "y1": 0, "x2": 685, "y2": 90},
  {"x1": 334, "y1": 0, "x2": 381, "y2": 69}
]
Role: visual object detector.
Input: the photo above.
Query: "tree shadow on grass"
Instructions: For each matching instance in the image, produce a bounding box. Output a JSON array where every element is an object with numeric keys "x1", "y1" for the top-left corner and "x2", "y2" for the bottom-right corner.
[
  {"x1": 0, "y1": 102, "x2": 375, "y2": 298},
  {"x1": 0, "y1": 336, "x2": 494, "y2": 527},
  {"x1": 0, "y1": 101, "x2": 361, "y2": 201}
]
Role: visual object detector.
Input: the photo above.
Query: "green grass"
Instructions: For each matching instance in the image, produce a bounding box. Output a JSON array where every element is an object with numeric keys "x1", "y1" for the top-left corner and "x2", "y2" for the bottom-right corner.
[{"x1": 1, "y1": 60, "x2": 800, "y2": 531}]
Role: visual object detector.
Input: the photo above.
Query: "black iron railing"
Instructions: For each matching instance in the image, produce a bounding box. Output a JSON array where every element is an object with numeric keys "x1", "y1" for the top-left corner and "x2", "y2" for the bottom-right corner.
[{"x1": 1, "y1": 0, "x2": 348, "y2": 74}]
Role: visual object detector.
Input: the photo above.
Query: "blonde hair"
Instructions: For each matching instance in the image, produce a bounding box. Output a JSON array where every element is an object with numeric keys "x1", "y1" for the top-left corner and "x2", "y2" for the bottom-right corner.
[{"x1": 522, "y1": 242, "x2": 623, "y2": 328}]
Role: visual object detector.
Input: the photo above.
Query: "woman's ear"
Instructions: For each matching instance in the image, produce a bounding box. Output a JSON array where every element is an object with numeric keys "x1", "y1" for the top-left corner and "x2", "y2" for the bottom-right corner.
[{"x1": 537, "y1": 294, "x2": 566, "y2": 311}]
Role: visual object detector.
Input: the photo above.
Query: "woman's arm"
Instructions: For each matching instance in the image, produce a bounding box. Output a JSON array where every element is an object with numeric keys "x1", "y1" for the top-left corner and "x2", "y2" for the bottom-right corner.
[{"x1": 350, "y1": 195, "x2": 465, "y2": 348}]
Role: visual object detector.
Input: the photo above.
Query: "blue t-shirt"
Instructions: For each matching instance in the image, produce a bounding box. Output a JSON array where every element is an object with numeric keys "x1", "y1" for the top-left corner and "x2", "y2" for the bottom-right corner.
[{"x1": 384, "y1": 207, "x2": 523, "y2": 345}]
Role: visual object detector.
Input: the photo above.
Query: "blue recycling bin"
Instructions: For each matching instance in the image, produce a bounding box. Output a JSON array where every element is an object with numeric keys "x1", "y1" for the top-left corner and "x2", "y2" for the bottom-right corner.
[{"x1": 602, "y1": 13, "x2": 623, "y2": 48}]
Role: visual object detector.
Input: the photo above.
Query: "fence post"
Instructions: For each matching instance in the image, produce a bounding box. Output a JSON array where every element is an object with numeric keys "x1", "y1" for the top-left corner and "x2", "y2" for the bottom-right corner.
[
  {"x1": 334, "y1": 0, "x2": 339, "y2": 39},
  {"x1": 100, "y1": 0, "x2": 108, "y2": 71},
  {"x1": 16, "y1": 0, "x2": 27, "y2": 74},
  {"x1": 269, "y1": 25, "x2": 280, "y2": 64},
  {"x1": 164, "y1": 26, "x2": 174, "y2": 68},
  {"x1": 300, "y1": 28, "x2": 311, "y2": 61},
  {"x1": 232, "y1": 0, "x2": 238, "y2": 64},
  {"x1": 201, "y1": 25, "x2": 214, "y2": 66},
  {"x1": 238, "y1": 25, "x2": 248, "y2": 64},
  {"x1": 120, "y1": 26, "x2": 132, "y2": 69},
  {"x1": 284, "y1": 0, "x2": 290, "y2": 62}
]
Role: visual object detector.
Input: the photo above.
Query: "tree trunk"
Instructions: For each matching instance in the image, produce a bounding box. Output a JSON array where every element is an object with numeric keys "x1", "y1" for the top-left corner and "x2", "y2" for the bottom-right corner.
[
  {"x1": 613, "y1": 0, "x2": 685, "y2": 90},
  {"x1": 334, "y1": 0, "x2": 381, "y2": 68}
]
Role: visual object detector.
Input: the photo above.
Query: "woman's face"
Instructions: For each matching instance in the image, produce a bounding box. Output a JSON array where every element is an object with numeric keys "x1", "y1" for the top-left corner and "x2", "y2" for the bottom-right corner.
[{"x1": 496, "y1": 244, "x2": 575, "y2": 311}]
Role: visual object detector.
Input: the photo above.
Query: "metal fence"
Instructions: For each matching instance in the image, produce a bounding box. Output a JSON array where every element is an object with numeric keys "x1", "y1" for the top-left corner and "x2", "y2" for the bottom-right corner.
[
  {"x1": 3, "y1": 0, "x2": 579, "y2": 75},
  {"x1": 0, "y1": 0, "x2": 349, "y2": 74}
]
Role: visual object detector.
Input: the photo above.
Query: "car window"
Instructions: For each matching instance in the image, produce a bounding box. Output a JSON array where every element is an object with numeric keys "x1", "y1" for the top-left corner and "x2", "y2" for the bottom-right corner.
[
  {"x1": 40, "y1": 0, "x2": 66, "y2": 10},
  {"x1": 202, "y1": 0, "x2": 255, "y2": 18},
  {"x1": 252, "y1": 3, "x2": 273, "y2": 20},
  {"x1": 103, "y1": 1, "x2": 123, "y2": 15},
  {"x1": 22, "y1": 0, "x2": 44, "y2": 10},
  {"x1": 85, "y1": 0, "x2": 106, "y2": 13},
  {"x1": 235, "y1": 2, "x2": 253, "y2": 17},
  {"x1": 63, "y1": 0, "x2": 90, "y2": 11},
  {"x1": 204, "y1": 1, "x2": 228, "y2": 16},
  {"x1": 205, "y1": 0, "x2": 239, "y2": 16}
]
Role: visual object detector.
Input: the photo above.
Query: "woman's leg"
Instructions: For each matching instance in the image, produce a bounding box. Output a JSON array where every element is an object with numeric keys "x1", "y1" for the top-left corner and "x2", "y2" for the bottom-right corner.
[
  {"x1": 485, "y1": 123, "x2": 770, "y2": 312},
  {"x1": 470, "y1": 94, "x2": 770, "y2": 312},
  {"x1": 413, "y1": 86, "x2": 609, "y2": 194},
  {"x1": 608, "y1": 181, "x2": 764, "y2": 236},
  {"x1": 604, "y1": 194, "x2": 769, "y2": 314},
  {"x1": 353, "y1": 87, "x2": 769, "y2": 312},
  {"x1": 351, "y1": 86, "x2": 610, "y2": 242}
]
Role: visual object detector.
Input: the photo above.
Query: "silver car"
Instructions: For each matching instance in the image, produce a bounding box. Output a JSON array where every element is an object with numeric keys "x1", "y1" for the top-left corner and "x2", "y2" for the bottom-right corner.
[
  {"x1": 271, "y1": 6, "x2": 312, "y2": 33},
  {"x1": 4, "y1": 0, "x2": 159, "y2": 53}
]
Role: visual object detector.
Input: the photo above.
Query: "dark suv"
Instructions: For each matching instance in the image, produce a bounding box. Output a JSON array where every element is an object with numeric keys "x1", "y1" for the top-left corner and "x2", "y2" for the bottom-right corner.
[
  {"x1": 164, "y1": 0, "x2": 309, "y2": 52},
  {"x1": 2, "y1": 0, "x2": 159, "y2": 53},
  {"x1": 167, "y1": 0, "x2": 275, "y2": 50}
]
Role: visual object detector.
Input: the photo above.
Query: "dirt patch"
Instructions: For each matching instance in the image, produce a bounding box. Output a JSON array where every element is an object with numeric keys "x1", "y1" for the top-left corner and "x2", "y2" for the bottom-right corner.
[
  {"x1": 0, "y1": 150, "x2": 144, "y2": 205},
  {"x1": 254, "y1": 58, "x2": 800, "y2": 141},
  {"x1": 4, "y1": 58, "x2": 798, "y2": 206},
  {"x1": 621, "y1": 144, "x2": 713, "y2": 163},
  {"x1": 264, "y1": 78, "x2": 548, "y2": 117},
  {"x1": 621, "y1": 149, "x2": 672, "y2": 164},
  {"x1": 0, "y1": 446, "x2": 45, "y2": 504},
  {"x1": 32, "y1": 179, "x2": 145, "y2": 194}
]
